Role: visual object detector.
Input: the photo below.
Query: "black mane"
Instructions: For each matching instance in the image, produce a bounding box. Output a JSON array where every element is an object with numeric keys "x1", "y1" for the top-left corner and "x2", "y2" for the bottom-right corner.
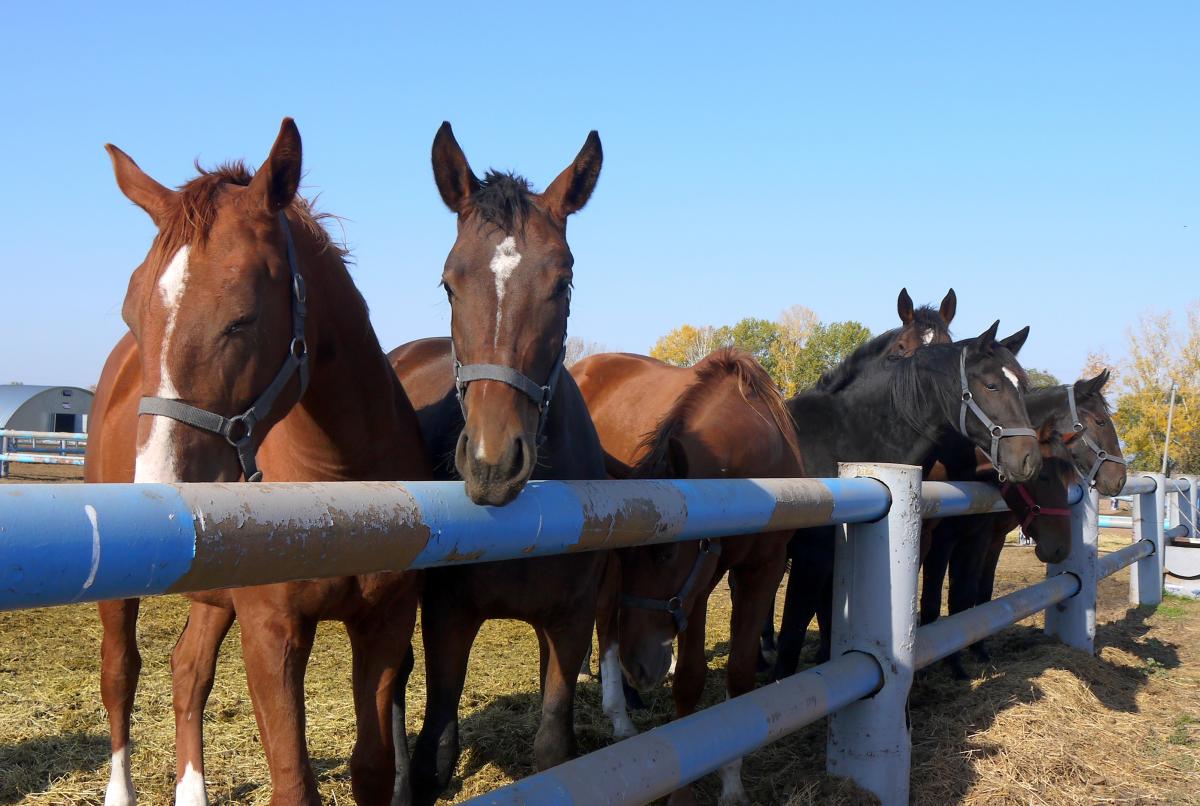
[
  {"x1": 815, "y1": 305, "x2": 949, "y2": 393},
  {"x1": 470, "y1": 170, "x2": 533, "y2": 232}
]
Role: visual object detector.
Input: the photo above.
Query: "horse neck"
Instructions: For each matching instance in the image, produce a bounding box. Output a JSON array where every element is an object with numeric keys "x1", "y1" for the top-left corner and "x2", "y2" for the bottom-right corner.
[
  {"x1": 1025, "y1": 386, "x2": 1067, "y2": 428},
  {"x1": 272, "y1": 229, "x2": 426, "y2": 479}
]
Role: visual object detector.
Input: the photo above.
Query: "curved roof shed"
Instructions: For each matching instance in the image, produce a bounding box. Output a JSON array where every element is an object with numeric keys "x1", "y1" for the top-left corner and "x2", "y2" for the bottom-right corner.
[{"x1": 0, "y1": 385, "x2": 94, "y2": 433}]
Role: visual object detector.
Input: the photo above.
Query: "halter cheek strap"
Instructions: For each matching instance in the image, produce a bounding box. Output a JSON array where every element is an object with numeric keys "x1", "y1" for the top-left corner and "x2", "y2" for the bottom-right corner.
[
  {"x1": 1064, "y1": 384, "x2": 1126, "y2": 487},
  {"x1": 1000, "y1": 481, "x2": 1071, "y2": 532},
  {"x1": 620, "y1": 539, "x2": 722, "y2": 634},
  {"x1": 136, "y1": 211, "x2": 309, "y2": 482},
  {"x1": 958, "y1": 349, "x2": 1038, "y2": 482},
  {"x1": 451, "y1": 326, "x2": 568, "y2": 446}
]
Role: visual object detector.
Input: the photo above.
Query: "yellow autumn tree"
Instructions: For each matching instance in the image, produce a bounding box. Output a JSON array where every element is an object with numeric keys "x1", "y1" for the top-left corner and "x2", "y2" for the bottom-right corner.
[{"x1": 1112, "y1": 302, "x2": 1200, "y2": 473}]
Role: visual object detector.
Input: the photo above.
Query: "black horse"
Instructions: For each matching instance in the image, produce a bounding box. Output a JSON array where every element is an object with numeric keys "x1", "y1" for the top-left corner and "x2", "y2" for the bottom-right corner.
[
  {"x1": 920, "y1": 371, "x2": 1126, "y2": 676},
  {"x1": 772, "y1": 322, "x2": 1042, "y2": 679}
]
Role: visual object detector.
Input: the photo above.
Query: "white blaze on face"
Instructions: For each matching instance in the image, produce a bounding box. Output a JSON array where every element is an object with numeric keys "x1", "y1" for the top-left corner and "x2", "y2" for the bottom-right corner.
[
  {"x1": 1003, "y1": 367, "x2": 1020, "y2": 390},
  {"x1": 105, "y1": 746, "x2": 135, "y2": 806},
  {"x1": 490, "y1": 236, "x2": 522, "y2": 348},
  {"x1": 922, "y1": 329, "x2": 935, "y2": 345},
  {"x1": 134, "y1": 246, "x2": 190, "y2": 484}
]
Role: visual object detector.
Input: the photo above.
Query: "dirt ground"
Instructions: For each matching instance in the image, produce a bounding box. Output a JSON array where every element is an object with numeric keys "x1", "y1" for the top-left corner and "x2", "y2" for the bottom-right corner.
[{"x1": 0, "y1": 476, "x2": 1197, "y2": 804}]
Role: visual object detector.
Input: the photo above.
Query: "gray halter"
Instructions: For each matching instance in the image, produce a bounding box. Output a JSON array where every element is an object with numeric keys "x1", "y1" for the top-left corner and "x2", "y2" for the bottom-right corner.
[
  {"x1": 137, "y1": 211, "x2": 309, "y2": 482},
  {"x1": 451, "y1": 328, "x2": 567, "y2": 445},
  {"x1": 958, "y1": 348, "x2": 1037, "y2": 482},
  {"x1": 1065, "y1": 384, "x2": 1126, "y2": 487},
  {"x1": 620, "y1": 539, "x2": 722, "y2": 633}
]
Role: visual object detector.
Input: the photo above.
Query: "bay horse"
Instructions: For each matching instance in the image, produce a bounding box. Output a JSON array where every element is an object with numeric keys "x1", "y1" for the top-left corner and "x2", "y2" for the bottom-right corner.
[
  {"x1": 85, "y1": 119, "x2": 430, "y2": 805},
  {"x1": 759, "y1": 286, "x2": 957, "y2": 664},
  {"x1": 387, "y1": 123, "x2": 606, "y2": 805},
  {"x1": 570, "y1": 348, "x2": 804, "y2": 805},
  {"x1": 772, "y1": 323, "x2": 1042, "y2": 679},
  {"x1": 920, "y1": 371, "x2": 1125, "y2": 675}
]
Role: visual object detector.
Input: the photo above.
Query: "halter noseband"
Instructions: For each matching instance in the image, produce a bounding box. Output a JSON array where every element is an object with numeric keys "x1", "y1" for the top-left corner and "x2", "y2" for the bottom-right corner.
[
  {"x1": 137, "y1": 211, "x2": 309, "y2": 482},
  {"x1": 451, "y1": 323, "x2": 568, "y2": 446},
  {"x1": 1062, "y1": 384, "x2": 1126, "y2": 487},
  {"x1": 1000, "y1": 481, "x2": 1071, "y2": 532},
  {"x1": 958, "y1": 348, "x2": 1037, "y2": 482},
  {"x1": 620, "y1": 539, "x2": 722, "y2": 634}
]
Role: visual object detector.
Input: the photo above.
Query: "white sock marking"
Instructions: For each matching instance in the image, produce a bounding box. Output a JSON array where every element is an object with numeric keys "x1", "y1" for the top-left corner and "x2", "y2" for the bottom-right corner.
[
  {"x1": 135, "y1": 247, "x2": 189, "y2": 484},
  {"x1": 600, "y1": 644, "x2": 637, "y2": 739},
  {"x1": 105, "y1": 746, "x2": 136, "y2": 806},
  {"x1": 82, "y1": 505, "x2": 101, "y2": 591},
  {"x1": 1003, "y1": 367, "x2": 1020, "y2": 390},
  {"x1": 489, "y1": 236, "x2": 521, "y2": 348},
  {"x1": 717, "y1": 756, "x2": 748, "y2": 805},
  {"x1": 174, "y1": 761, "x2": 208, "y2": 806}
]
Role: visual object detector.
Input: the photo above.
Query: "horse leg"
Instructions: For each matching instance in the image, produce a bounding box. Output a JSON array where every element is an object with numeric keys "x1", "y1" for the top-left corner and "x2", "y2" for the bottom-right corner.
[
  {"x1": 392, "y1": 643, "x2": 415, "y2": 806},
  {"x1": 921, "y1": 523, "x2": 953, "y2": 627},
  {"x1": 719, "y1": 554, "x2": 786, "y2": 806},
  {"x1": 969, "y1": 526, "x2": 1007, "y2": 662},
  {"x1": 411, "y1": 598, "x2": 480, "y2": 806},
  {"x1": 943, "y1": 518, "x2": 988, "y2": 679},
  {"x1": 594, "y1": 573, "x2": 636, "y2": 740},
  {"x1": 665, "y1": 591, "x2": 711, "y2": 806},
  {"x1": 238, "y1": 608, "x2": 320, "y2": 805},
  {"x1": 171, "y1": 601, "x2": 235, "y2": 806},
  {"x1": 757, "y1": 613, "x2": 776, "y2": 673},
  {"x1": 773, "y1": 566, "x2": 814, "y2": 680},
  {"x1": 346, "y1": 596, "x2": 417, "y2": 806},
  {"x1": 534, "y1": 611, "x2": 594, "y2": 770},
  {"x1": 99, "y1": 598, "x2": 141, "y2": 806}
]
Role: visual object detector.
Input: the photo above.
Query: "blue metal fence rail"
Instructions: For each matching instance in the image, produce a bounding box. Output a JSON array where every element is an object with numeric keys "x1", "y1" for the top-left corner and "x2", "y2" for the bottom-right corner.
[
  {"x1": 0, "y1": 429, "x2": 88, "y2": 477},
  {"x1": 0, "y1": 468, "x2": 1186, "y2": 804}
]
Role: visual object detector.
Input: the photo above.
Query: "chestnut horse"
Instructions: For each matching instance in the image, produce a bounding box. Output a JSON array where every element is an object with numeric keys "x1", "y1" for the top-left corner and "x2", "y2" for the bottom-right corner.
[
  {"x1": 772, "y1": 324, "x2": 1043, "y2": 679},
  {"x1": 85, "y1": 119, "x2": 429, "y2": 805},
  {"x1": 571, "y1": 348, "x2": 804, "y2": 805},
  {"x1": 921, "y1": 371, "x2": 1125, "y2": 676},
  {"x1": 387, "y1": 123, "x2": 606, "y2": 805}
]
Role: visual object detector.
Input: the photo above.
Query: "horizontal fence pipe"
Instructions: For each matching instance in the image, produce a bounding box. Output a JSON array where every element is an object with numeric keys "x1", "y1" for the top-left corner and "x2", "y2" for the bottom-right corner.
[
  {"x1": 914, "y1": 572, "x2": 1081, "y2": 669},
  {"x1": 920, "y1": 481, "x2": 1084, "y2": 520},
  {"x1": 1097, "y1": 539, "x2": 1154, "y2": 581},
  {"x1": 1099, "y1": 515, "x2": 1133, "y2": 530},
  {"x1": 1121, "y1": 476, "x2": 1158, "y2": 496},
  {"x1": 0, "y1": 453, "x2": 86, "y2": 466},
  {"x1": 1165, "y1": 524, "x2": 1189, "y2": 540},
  {"x1": 0, "y1": 429, "x2": 88, "y2": 441},
  {"x1": 464, "y1": 650, "x2": 883, "y2": 805},
  {"x1": 0, "y1": 477, "x2": 891, "y2": 611}
]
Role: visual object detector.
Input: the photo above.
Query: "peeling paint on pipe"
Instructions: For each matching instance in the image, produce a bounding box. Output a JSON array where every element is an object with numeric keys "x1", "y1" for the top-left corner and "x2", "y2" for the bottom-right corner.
[{"x1": 1097, "y1": 539, "x2": 1154, "y2": 580}]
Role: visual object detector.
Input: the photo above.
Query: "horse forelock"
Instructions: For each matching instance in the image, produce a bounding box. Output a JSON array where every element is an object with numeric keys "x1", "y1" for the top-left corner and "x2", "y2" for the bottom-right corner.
[{"x1": 631, "y1": 348, "x2": 803, "y2": 478}]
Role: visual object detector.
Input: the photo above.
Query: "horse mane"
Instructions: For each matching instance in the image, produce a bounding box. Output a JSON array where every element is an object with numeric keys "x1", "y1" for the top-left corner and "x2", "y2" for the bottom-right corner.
[
  {"x1": 630, "y1": 348, "x2": 803, "y2": 478},
  {"x1": 468, "y1": 170, "x2": 533, "y2": 233},
  {"x1": 888, "y1": 343, "x2": 961, "y2": 438},
  {"x1": 815, "y1": 305, "x2": 947, "y2": 392},
  {"x1": 149, "y1": 160, "x2": 349, "y2": 272}
]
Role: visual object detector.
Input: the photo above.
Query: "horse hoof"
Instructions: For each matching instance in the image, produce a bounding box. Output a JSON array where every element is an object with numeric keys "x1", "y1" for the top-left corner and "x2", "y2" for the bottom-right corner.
[{"x1": 612, "y1": 720, "x2": 638, "y2": 741}]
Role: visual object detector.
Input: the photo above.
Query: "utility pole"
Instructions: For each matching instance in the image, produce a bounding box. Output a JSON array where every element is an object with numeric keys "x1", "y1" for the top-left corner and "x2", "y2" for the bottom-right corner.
[{"x1": 1162, "y1": 382, "x2": 1178, "y2": 476}]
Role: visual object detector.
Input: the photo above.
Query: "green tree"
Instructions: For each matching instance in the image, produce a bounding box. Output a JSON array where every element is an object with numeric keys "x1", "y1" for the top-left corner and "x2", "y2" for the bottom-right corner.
[
  {"x1": 786, "y1": 321, "x2": 873, "y2": 391},
  {"x1": 650, "y1": 324, "x2": 720, "y2": 367},
  {"x1": 1025, "y1": 368, "x2": 1061, "y2": 389},
  {"x1": 715, "y1": 318, "x2": 783, "y2": 377}
]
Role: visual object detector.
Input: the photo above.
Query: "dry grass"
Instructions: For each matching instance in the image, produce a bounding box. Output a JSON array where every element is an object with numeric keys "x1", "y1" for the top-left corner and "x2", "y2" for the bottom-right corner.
[{"x1": 0, "y1": 480, "x2": 1197, "y2": 804}]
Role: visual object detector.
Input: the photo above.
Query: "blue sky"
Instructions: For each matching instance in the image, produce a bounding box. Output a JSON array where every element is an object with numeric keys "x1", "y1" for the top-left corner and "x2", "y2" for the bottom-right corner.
[{"x1": 1, "y1": 2, "x2": 1195, "y2": 388}]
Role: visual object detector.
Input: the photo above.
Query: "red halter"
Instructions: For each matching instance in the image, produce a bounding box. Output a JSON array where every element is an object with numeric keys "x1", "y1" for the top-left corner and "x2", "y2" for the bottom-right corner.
[{"x1": 1000, "y1": 481, "x2": 1071, "y2": 532}]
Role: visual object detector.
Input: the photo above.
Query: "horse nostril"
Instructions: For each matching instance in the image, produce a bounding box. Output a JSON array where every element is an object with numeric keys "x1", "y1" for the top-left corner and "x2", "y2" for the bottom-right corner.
[{"x1": 510, "y1": 435, "x2": 525, "y2": 474}]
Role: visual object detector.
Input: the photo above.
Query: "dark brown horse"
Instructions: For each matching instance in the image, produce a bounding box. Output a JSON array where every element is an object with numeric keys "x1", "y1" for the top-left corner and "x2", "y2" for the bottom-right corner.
[
  {"x1": 571, "y1": 348, "x2": 804, "y2": 805},
  {"x1": 387, "y1": 123, "x2": 606, "y2": 805},
  {"x1": 85, "y1": 119, "x2": 430, "y2": 805},
  {"x1": 921, "y1": 371, "x2": 1125, "y2": 676}
]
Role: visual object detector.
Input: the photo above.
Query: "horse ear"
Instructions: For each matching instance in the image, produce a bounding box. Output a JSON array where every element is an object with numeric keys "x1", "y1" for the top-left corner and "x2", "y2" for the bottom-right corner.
[
  {"x1": 431, "y1": 121, "x2": 479, "y2": 214},
  {"x1": 896, "y1": 288, "x2": 914, "y2": 324},
  {"x1": 940, "y1": 288, "x2": 957, "y2": 325},
  {"x1": 105, "y1": 144, "x2": 175, "y2": 226},
  {"x1": 543, "y1": 131, "x2": 603, "y2": 219},
  {"x1": 249, "y1": 117, "x2": 303, "y2": 213},
  {"x1": 970, "y1": 320, "x2": 1001, "y2": 353},
  {"x1": 1077, "y1": 369, "x2": 1110, "y2": 398},
  {"x1": 999, "y1": 325, "x2": 1030, "y2": 357}
]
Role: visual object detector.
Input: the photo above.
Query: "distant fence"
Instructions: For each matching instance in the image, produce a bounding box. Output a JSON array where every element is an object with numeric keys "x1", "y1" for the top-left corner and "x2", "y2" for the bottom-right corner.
[
  {"x1": 0, "y1": 429, "x2": 87, "y2": 477},
  {"x1": 0, "y1": 469, "x2": 1192, "y2": 804}
]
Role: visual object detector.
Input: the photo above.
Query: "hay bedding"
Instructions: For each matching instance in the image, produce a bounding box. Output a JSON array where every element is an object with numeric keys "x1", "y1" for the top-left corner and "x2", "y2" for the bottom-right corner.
[{"x1": 0, "y1": 504, "x2": 1197, "y2": 804}]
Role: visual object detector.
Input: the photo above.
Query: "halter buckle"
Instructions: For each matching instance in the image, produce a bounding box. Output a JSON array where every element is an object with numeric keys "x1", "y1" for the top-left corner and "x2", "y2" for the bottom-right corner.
[
  {"x1": 667, "y1": 597, "x2": 683, "y2": 613},
  {"x1": 226, "y1": 413, "x2": 255, "y2": 448},
  {"x1": 290, "y1": 337, "x2": 309, "y2": 361},
  {"x1": 292, "y1": 273, "x2": 307, "y2": 304},
  {"x1": 990, "y1": 425, "x2": 1003, "y2": 437},
  {"x1": 961, "y1": 391, "x2": 973, "y2": 401}
]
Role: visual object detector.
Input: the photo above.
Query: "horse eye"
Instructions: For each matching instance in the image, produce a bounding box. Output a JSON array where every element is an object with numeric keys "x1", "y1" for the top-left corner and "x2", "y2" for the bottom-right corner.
[
  {"x1": 441, "y1": 281, "x2": 455, "y2": 301},
  {"x1": 553, "y1": 277, "x2": 573, "y2": 298},
  {"x1": 223, "y1": 315, "x2": 257, "y2": 337},
  {"x1": 985, "y1": 382, "x2": 999, "y2": 391}
]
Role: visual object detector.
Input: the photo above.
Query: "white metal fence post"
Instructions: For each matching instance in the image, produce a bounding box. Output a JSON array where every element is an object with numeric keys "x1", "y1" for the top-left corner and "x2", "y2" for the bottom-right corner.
[
  {"x1": 1186, "y1": 475, "x2": 1200, "y2": 539},
  {"x1": 1131, "y1": 473, "x2": 1165, "y2": 606},
  {"x1": 826, "y1": 462, "x2": 920, "y2": 806},
  {"x1": 0, "y1": 434, "x2": 7, "y2": 478},
  {"x1": 1044, "y1": 486, "x2": 1099, "y2": 653}
]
